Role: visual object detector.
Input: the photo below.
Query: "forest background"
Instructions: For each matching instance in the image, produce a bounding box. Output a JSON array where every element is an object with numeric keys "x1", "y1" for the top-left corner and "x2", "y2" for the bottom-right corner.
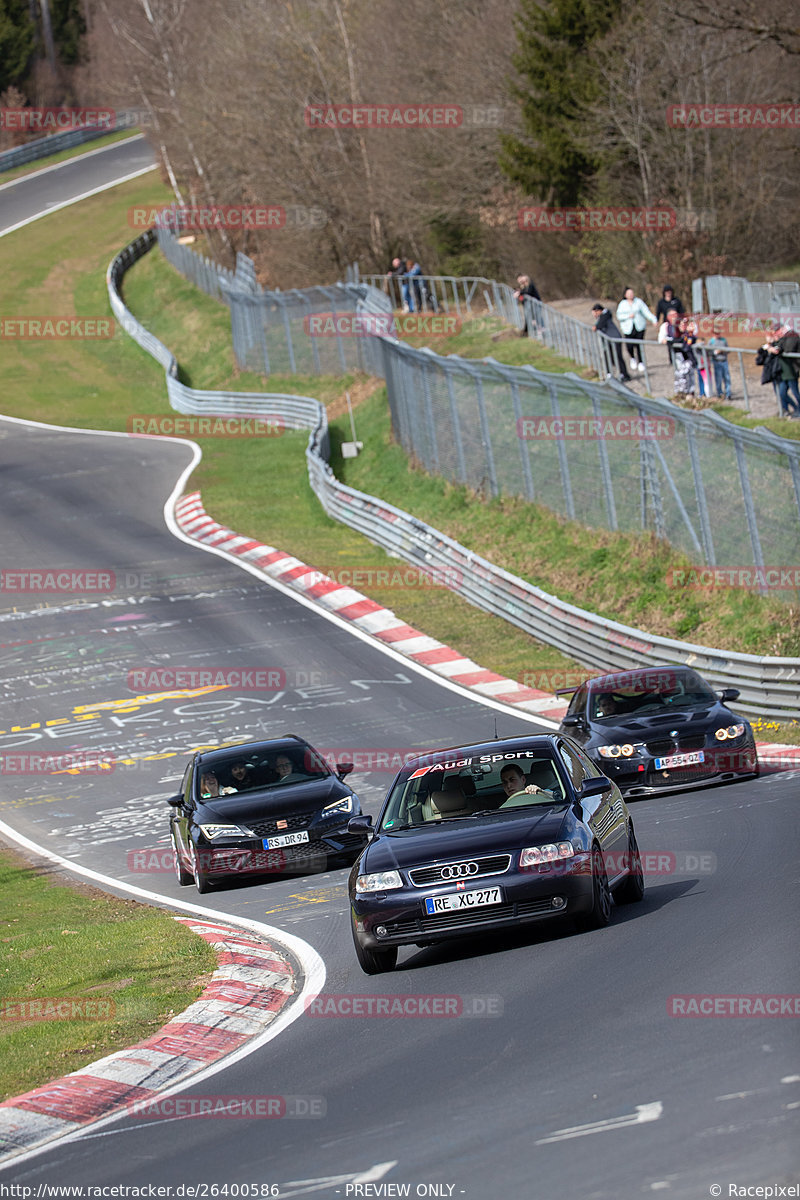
[{"x1": 2, "y1": 0, "x2": 798, "y2": 299}]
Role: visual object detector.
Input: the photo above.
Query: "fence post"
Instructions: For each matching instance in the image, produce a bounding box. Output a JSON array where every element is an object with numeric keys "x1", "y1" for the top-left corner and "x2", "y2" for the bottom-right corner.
[
  {"x1": 474, "y1": 375, "x2": 499, "y2": 497},
  {"x1": 548, "y1": 383, "x2": 575, "y2": 520}
]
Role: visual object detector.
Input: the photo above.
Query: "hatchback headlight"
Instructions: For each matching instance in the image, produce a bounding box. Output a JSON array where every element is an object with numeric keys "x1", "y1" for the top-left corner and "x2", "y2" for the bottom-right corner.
[
  {"x1": 321, "y1": 796, "x2": 354, "y2": 817},
  {"x1": 597, "y1": 744, "x2": 635, "y2": 758},
  {"x1": 198, "y1": 823, "x2": 255, "y2": 840},
  {"x1": 356, "y1": 870, "x2": 403, "y2": 893},
  {"x1": 520, "y1": 842, "x2": 575, "y2": 867},
  {"x1": 715, "y1": 724, "x2": 745, "y2": 741}
]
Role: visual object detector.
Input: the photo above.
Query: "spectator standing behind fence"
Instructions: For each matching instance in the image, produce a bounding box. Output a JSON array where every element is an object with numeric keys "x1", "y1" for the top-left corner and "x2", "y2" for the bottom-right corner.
[
  {"x1": 406, "y1": 260, "x2": 426, "y2": 312},
  {"x1": 655, "y1": 285, "x2": 685, "y2": 327},
  {"x1": 514, "y1": 274, "x2": 541, "y2": 336},
  {"x1": 386, "y1": 257, "x2": 411, "y2": 312},
  {"x1": 770, "y1": 323, "x2": 800, "y2": 418},
  {"x1": 591, "y1": 303, "x2": 632, "y2": 383},
  {"x1": 665, "y1": 308, "x2": 696, "y2": 401},
  {"x1": 755, "y1": 329, "x2": 784, "y2": 413},
  {"x1": 616, "y1": 287, "x2": 657, "y2": 373},
  {"x1": 707, "y1": 333, "x2": 732, "y2": 400}
]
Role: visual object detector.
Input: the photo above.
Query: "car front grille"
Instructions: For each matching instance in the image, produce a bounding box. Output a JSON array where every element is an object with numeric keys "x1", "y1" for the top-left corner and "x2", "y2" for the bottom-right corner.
[
  {"x1": 408, "y1": 854, "x2": 512, "y2": 888},
  {"x1": 250, "y1": 812, "x2": 315, "y2": 837},
  {"x1": 646, "y1": 734, "x2": 706, "y2": 756},
  {"x1": 383, "y1": 896, "x2": 556, "y2": 937}
]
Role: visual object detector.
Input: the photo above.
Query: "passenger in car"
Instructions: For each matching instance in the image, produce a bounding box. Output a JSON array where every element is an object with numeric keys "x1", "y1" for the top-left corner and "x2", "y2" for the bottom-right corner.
[
  {"x1": 228, "y1": 760, "x2": 255, "y2": 791},
  {"x1": 199, "y1": 771, "x2": 237, "y2": 798}
]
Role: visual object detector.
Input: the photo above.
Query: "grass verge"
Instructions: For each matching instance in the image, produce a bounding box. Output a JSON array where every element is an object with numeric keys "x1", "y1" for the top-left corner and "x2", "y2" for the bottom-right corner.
[{"x1": 0, "y1": 846, "x2": 216, "y2": 1101}]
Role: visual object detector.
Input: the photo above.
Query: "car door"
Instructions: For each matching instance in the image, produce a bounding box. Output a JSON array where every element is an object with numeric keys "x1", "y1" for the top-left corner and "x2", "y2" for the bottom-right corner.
[
  {"x1": 170, "y1": 762, "x2": 195, "y2": 865},
  {"x1": 558, "y1": 738, "x2": 627, "y2": 860}
]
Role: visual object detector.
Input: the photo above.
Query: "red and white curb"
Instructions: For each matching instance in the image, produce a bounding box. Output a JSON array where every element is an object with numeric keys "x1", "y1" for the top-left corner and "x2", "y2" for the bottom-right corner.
[
  {"x1": 174, "y1": 491, "x2": 568, "y2": 718},
  {"x1": 173, "y1": 491, "x2": 799, "y2": 772},
  {"x1": 0, "y1": 918, "x2": 296, "y2": 1159}
]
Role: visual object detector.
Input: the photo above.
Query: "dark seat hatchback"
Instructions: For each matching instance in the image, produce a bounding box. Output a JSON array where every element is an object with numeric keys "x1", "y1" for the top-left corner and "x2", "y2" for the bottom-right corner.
[{"x1": 167, "y1": 735, "x2": 363, "y2": 892}]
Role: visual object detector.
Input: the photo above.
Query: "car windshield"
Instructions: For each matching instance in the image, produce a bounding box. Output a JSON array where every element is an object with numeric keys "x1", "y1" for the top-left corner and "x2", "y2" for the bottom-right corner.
[
  {"x1": 196, "y1": 745, "x2": 330, "y2": 799},
  {"x1": 588, "y1": 668, "x2": 717, "y2": 720},
  {"x1": 379, "y1": 752, "x2": 566, "y2": 831}
]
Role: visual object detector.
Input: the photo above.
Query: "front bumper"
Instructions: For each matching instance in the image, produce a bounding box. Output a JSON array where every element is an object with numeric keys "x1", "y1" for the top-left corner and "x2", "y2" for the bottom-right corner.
[
  {"x1": 351, "y1": 856, "x2": 595, "y2": 949},
  {"x1": 596, "y1": 742, "x2": 758, "y2": 796},
  {"x1": 196, "y1": 820, "x2": 363, "y2": 878}
]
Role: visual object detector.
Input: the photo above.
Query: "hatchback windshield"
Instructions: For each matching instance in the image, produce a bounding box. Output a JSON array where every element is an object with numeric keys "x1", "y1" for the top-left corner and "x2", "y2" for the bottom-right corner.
[
  {"x1": 196, "y1": 744, "x2": 330, "y2": 799},
  {"x1": 380, "y1": 752, "x2": 566, "y2": 830}
]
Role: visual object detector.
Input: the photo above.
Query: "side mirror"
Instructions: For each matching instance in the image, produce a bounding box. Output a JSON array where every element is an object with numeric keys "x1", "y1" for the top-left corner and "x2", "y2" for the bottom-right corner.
[
  {"x1": 579, "y1": 776, "x2": 613, "y2": 799},
  {"x1": 347, "y1": 814, "x2": 373, "y2": 836},
  {"x1": 719, "y1": 687, "x2": 740, "y2": 703},
  {"x1": 561, "y1": 714, "x2": 584, "y2": 728},
  {"x1": 336, "y1": 761, "x2": 355, "y2": 780},
  {"x1": 166, "y1": 794, "x2": 185, "y2": 808}
]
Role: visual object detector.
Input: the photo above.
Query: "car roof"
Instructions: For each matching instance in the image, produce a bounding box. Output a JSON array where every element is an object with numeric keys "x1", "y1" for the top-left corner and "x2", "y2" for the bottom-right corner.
[{"x1": 194, "y1": 735, "x2": 310, "y2": 769}]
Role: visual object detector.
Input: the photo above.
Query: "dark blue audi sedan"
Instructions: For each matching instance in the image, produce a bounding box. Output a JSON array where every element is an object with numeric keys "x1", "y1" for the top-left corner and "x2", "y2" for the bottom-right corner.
[{"x1": 347, "y1": 734, "x2": 644, "y2": 974}]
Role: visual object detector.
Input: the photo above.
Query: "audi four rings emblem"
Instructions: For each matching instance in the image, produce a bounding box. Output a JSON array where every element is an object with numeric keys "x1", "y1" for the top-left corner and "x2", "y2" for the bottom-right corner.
[{"x1": 439, "y1": 861, "x2": 480, "y2": 879}]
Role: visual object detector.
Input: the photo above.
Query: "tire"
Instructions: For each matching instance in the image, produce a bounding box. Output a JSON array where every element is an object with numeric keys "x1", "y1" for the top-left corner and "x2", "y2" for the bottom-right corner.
[
  {"x1": 575, "y1": 844, "x2": 613, "y2": 931},
  {"x1": 613, "y1": 827, "x2": 645, "y2": 905},
  {"x1": 171, "y1": 829, "x2": 193, "y2": 886},
  {"x1": 351, "y1": 913, "x2": 397, "y2": 975},
  {"x1": 190, "y1": 842, "x2": 213, "y2": 895}
]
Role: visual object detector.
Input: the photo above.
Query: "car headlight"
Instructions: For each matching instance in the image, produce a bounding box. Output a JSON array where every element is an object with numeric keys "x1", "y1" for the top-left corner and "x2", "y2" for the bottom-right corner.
[
  {"x1": 714, "y1": 724, "x2": 745, "y2": 741},
  {"x1": 356, "y1": 870, "x2": 403, "y2": 893},
  {"x1": 520, "y1": 842, "x2": 575, "y2": 867},
  {"x1": 597, "y1": 744, "x2": 635, "y2": 758},
  {"x1": 321, "y1": 796, "x2": 354, "y2": 818},
  {"x1": 198, "y1": 823, "x2": 255, "y2": 840}
]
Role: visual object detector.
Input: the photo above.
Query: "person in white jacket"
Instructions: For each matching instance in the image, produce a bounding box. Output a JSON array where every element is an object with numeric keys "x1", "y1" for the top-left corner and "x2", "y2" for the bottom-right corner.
[{"x1": 616, "y1": 287, "x2": 657, "y2": 373}]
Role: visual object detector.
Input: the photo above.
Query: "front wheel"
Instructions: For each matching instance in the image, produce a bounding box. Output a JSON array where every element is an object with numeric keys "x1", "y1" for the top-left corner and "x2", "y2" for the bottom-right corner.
[
  {"x1": 575, "y1": 844, "x2": 613, "y2": 931},
  {"x1": 190, "y1": 843, "x2": 213, "y2": 895},
  {"x1": 351, "y1": 913, "x2": 397, "y2": 975},
  {"x1": 171, "y1": 829, "x2": 193, "y2": 886},
  {"x1": 613, "y1": 827, "x2": 645, "y2": 905}
]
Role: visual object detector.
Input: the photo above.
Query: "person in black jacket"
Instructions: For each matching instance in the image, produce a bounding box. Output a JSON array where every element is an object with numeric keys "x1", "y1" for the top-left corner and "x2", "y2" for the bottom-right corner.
[
  {"x1": 591, "y1": 303, "x2": 632, "y2": 382},
  {"x1": 758, "y1": 326, "x2": 800, "y2": 416},
  {"x1": 514, "y1": 274, "x2": 542, "y2": 336},
  {"x1": 655, "y1": 285, "x2": 685, "y2": 326}
]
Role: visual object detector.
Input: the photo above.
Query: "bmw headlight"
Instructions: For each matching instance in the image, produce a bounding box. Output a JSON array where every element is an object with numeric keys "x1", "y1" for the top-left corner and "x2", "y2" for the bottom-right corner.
[
  {"x1": 597, "y1": 744, "x2": 636, "y2": 758},
  {"x1": 356, "y1": 870, "x2": 403, "y2": 893},
  {"x1": 520, "y1": 842, "x2": 575, "y2": 867},
  {"x1": 715, "y1": 724, "x2": 745, "y2": 740},
  {"x1": 198, "y1": 823, "x2": 255, "y2": 840},
  {"x1": 321, "y1": 796, "x2": 354, "y2": 818}
]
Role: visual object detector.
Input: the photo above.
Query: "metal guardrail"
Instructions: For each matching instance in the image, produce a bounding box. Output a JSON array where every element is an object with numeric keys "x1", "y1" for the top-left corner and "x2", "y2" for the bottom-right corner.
[{"x1": 107, "y1": 231, "x2": 800, "y2": 717}]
